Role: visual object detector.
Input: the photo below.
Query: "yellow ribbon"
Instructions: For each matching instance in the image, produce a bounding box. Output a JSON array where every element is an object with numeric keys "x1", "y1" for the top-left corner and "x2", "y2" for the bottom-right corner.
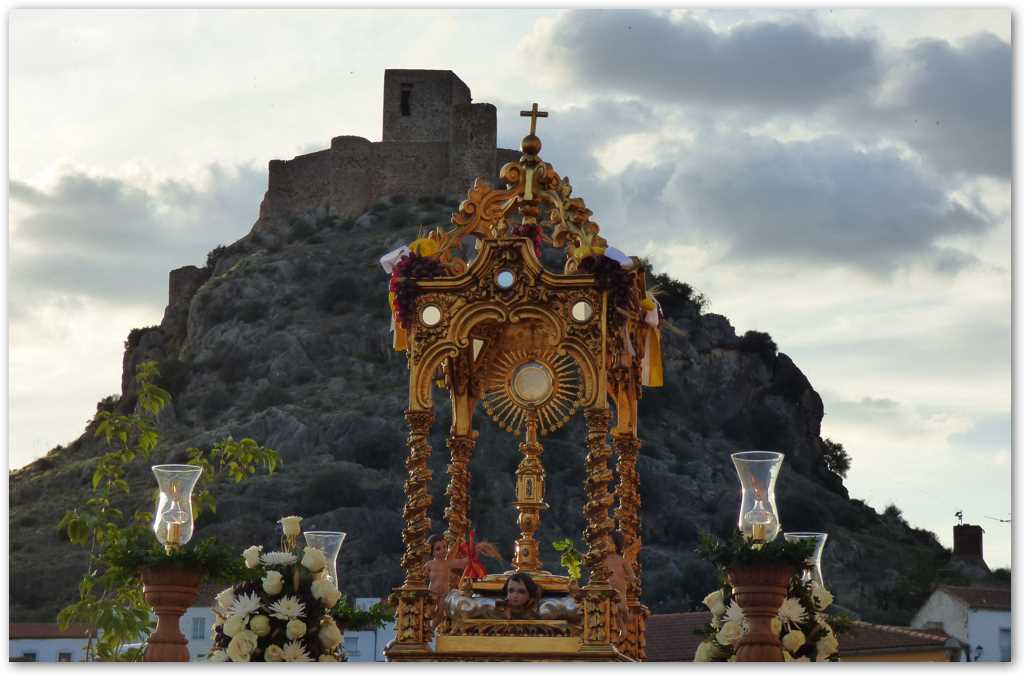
[{"x1": 409, "y1": 237, "x2": 440, "y2": 257}]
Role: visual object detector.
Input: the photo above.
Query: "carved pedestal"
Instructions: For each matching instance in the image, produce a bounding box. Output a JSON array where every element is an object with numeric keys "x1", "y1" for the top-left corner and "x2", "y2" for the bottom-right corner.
[
  {"x1": 141, "y1": 565, "x2": 204, "y2": 662},
  {"x1": 728, "y1": 564, "x2": 794, "y2": 662}
]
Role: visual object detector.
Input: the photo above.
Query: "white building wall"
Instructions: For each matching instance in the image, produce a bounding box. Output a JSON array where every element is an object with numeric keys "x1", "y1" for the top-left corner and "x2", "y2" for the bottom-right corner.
[
  {"x1": 9, "y1": 638, "x2": 91, "y2": 662},
  {"x1": 967, "y1": 609, "x2": 1011, "y2": 662},
  {"x1": 911, "y1": 590, "x2": 970, "y2": 645}
]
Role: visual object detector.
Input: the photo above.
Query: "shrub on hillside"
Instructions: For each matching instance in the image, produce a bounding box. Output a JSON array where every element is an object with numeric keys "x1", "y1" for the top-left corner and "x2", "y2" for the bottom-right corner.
[
  {"x1": 738, "y1": 330, "x2": 778, "y2": 365},
  {"x1": 303, "y1": 467, "x2": 368, "y2": 514}
]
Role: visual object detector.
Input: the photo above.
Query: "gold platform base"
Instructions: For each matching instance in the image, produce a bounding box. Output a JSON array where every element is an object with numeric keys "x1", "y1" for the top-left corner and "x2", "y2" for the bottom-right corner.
[{"x1": 386, "y1": 635, "x2": 631, "y2": 662}]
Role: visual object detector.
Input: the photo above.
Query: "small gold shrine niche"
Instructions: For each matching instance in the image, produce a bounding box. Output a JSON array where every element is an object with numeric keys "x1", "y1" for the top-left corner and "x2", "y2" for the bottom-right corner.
[{"x1": 383, "y1": 104, "x2": 664, "y2": 662}]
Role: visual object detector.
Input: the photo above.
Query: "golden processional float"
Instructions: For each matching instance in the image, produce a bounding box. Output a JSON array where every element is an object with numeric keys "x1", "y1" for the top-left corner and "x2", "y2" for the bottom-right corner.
[{"x1": 381, "y1": 105, "x2": 665, "y2": 662}]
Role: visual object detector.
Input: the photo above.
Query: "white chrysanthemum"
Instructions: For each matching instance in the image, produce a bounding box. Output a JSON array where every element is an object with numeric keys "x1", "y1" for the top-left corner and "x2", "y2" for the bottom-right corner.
[
  {"x1": 228, "y1": 591, "x2": 262, "y2": 619},
  {"x1": 269, "y1": 595, "x2": 307, "y2": 620},
  {"x1": 724, "y1": 602, "x2": 745, "y2": 624},
  {"x1": 777, "y1": 597, "x2": 807, "y2": 628},
  {"x1": 261, "y1": 551, "x2": 298, "y2": 567},
  {"x1": 282, "y1": 640, "x2": 312, "y2": 662}
]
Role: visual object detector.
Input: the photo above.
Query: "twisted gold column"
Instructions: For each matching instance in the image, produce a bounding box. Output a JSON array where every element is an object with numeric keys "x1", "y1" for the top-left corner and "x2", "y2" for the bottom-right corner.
[
  {"x1": 614, "y1": 433, "x2": 645, "y2": 660},
  {"x1": 386, "y1": 409, "x2": 435, "y2": 657},
  {"x1": 443, "y1": 434, "x2": 475, "y2": 558},
  {"x1": 581, "y1": 408, "x2": 617, "y2": 653}
]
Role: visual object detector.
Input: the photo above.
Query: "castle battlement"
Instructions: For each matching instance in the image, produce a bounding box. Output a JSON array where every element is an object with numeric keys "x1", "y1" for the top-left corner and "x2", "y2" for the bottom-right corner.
[{"x1": 258, "y1": 70, "x2": 518, "y2": 221}]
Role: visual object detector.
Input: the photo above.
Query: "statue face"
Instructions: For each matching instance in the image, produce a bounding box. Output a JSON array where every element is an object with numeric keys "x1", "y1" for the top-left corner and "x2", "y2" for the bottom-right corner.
[
  {"x1": 506, "y1": 579, "x2": 530, "y2": 608},
  {"x1": 432, "y1": 540, "x2": 447, "y2": 559}
]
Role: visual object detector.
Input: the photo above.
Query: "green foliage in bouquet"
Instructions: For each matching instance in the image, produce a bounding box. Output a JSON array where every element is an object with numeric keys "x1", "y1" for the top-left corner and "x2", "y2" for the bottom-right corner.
[
  {"x1": 330, "y1": 596, "x2": 394, "y2": 632},
  {"x1": 697, "y1": 530, "x2": 815, "y2": 572},
  {"x1": 552, "y1": 538, "x2": 583, "y2": 582},
  {"x1": 209, "y1": 517, "x2": 347, "y2": 662},
  {"x1": 56, "y1": 361, "x2": 279, "y2": 661}
]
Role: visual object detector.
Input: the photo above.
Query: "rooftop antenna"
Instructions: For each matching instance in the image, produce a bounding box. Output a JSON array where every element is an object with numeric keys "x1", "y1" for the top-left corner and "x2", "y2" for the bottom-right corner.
[
  {"x1": 955, "y1": 510, "x2": 964, "y2": 525},
  {"x1": 985, "y1": 515, "x2": 1011, "y2": 523}
]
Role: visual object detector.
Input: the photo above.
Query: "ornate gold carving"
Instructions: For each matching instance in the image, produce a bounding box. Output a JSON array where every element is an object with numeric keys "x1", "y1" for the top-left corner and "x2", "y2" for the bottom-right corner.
[
  {"x1": 612, "y1": 433, "x2": 643, "y2": 660},
  {"x1": 400, "y1": 409, "x2": 435, "y2": 586},
  {"x1": 582, "y1": 408, "x2": 614, "y2": 584},
  {"x1": 512, "y1": 410, "x2": 548, "y2": 572},
  {"x1": 443, "y1": 434, "x2": 475, "y2": 560}
]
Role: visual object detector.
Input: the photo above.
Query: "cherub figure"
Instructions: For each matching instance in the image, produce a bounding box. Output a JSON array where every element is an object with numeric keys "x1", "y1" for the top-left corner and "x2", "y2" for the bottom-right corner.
[
  {"x1": 604, "y1": 531, "x2": 637, "y2": 638},
  {"x1": 424, "y1": 534, "x2": 468, "y2": 626},
  {"x1": 501, "y1": 572, "x2": 542, "y2": 619}
]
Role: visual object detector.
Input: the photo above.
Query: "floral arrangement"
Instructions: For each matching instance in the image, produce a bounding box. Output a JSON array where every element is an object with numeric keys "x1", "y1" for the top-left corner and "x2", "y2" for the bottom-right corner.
[
  {"x1": 389, "y1": 242, "x2": 447, "y2": 329},
  {"x1": 207, "y1": 516, "x2": 345, "y2": 662},
  {"x1": 576, "y1": 254, "x2": 636, "y2": 330},
  {"x1": 693, "y1": 531, "x2": 847, "y2": 662}
]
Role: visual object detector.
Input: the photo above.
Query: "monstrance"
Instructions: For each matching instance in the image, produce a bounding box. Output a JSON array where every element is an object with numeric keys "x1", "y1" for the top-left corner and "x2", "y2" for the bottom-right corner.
[{"x1": 382, "y1": 104, "x2": 665, "y2": 662}]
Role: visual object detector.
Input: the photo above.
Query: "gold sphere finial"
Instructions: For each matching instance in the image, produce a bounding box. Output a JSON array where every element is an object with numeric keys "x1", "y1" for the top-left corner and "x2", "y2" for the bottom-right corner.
[
  {"x1": 521, "y1": 133, "x2": 542, "y2": 156},
  {"x1": 519, "y1": 103, "x2": 548, "y2": 156}
]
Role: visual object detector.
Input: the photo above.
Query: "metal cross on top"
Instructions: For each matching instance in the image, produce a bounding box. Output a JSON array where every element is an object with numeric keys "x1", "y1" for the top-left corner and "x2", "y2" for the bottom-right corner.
[{"x1": 520, "y1": 102, "x2": 548, "y2": 136}]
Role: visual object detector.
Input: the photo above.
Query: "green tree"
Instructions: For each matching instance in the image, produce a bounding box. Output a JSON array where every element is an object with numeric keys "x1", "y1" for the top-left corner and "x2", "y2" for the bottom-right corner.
[
  {"x1": 822, "y1": 438, "x2": 852, "y2": 479},
  {"x1": 57, "y1": 361, "x2": 279, "y2": 661}
]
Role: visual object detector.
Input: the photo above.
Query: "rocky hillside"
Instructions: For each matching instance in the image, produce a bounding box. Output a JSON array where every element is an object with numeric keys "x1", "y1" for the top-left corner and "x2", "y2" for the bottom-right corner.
[{"x1": 10, "y1": 193, "x2": 957, "y2": 625}]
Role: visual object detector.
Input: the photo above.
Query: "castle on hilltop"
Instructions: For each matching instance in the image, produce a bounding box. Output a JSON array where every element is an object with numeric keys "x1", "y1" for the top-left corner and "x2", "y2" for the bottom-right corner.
[{"x1": 258, "y1": 69, "x2": 520, "y2": 221}]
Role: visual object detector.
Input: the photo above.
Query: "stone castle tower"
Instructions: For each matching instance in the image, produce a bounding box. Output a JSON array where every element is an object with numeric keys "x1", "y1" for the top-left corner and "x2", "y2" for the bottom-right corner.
[{"x1": 258, "y1": 69, "x2": 520, "y2": 222}]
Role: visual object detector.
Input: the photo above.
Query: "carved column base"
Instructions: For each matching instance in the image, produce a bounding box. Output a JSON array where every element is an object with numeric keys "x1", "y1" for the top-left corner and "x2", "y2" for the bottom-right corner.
[
  {"x1": 384, "y1": 585, "x2": 434, "y2": 659},
  {"x1": 141, "y1": 565, "x2": 204, "y2": 662},
  {"x1": 728, "y1": 564, "x2": 794, "y2": 662},
  {"x1": 581, "y1": 583, "x2": 618, "y2": 649}
]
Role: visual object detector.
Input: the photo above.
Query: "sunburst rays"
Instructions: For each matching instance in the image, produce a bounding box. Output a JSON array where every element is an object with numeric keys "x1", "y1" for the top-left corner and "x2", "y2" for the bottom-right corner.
[{"x1": 481, "y1": 350, "x2": 583, "y2": 436}]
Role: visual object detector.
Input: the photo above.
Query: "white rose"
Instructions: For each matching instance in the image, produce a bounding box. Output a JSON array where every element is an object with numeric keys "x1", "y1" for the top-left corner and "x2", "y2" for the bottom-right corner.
[
  {"x1": 716, "y1": 620, "x2": 744, "y2": 646},
  {"x1": 265, "y1": 644, "x2": 285, "y2": 662},
  {"x1": 782, "y1": 629, "x2": 806, "y2": 653},
  {"x1": 319, "y1": 654, "x2": 338, "y2": 662},
  {"x1": 280, "y1": 515, "x2": 303, "y2": 537},
  {"x1": 702, "y1": 590, "x2": 726, "y2": 617},
  {"x1": 243, "y1": 545, "x2": 263, "y2": 569},
  {"x1": 302, "y1": 546, "x2": 327, "y2": 573},
  {"x1": 312, "y1": 579, "x2": 342, "y2": 608},
  {"x1": 816, "y1": 633, "x2": 839, "y2": 659},
  {"x1": 693, "y1": 640, "x2": 720, "y2": 662},
  {"x1": 223, "y1": 614, "x2": 246, "y2": 638},
  {"x1": 249, "y1": 614, "x2": 271, "y2": 637},
  {"x1": 771, "y1": 617, "x2": 782, "y2": 636},
  {"x1": 811, "y1": 582, "x2": 833, "y2": 610},
  {"x1": 208, "y1": 651, "x2": 228, "y2": 662},
  {"x1": 262, "y1": 570, "x2": 284, "y2": 596},
  {"x1": 225, "y1": 629, "x2": 258, "y2": 662},
  {"x1": 319, "y1": 620, "x2": 343, "y2": 650},
  {"x1": 215, "y1": 588, "x2": 235, "y2": 612},
  {"x1": 286, "y1": 619, "x2": 307, "y2": 640}
]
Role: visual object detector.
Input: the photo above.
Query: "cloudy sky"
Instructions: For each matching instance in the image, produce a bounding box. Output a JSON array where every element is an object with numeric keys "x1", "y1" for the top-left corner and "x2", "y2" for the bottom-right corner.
[{"x1": 9, "y1": 9, "x2": 1012, "y2": 567}]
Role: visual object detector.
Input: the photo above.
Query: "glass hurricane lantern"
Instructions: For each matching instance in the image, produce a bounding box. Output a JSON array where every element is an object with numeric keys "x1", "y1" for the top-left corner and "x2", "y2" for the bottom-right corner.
[
  {"x1": 730, "y1": 451, "x2": 783, "y2": 543},
  {"x1": 151, "y1": 464, "x2": 203, "y2": 554},
  {"x1": 304, "y1": 531, "x2": 347, "y2": 586},
  {"x1": 784, "y1": 532, "x2": 829, "y2": 588}
]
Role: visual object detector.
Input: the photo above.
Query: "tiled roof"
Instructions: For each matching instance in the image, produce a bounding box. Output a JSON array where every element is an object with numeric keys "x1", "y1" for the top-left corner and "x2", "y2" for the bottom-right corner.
[
  {"x1": 644, "y1": 612, "x2": 955, "y2": 661},
  {"x1": 9, "y1": 623, "x2": 96, "y2": 640},
  {"x1": 645, "y1": 612, "x2": 711, "y2": 662},
  {"x1": 842, "y1": 621, "x2": 953, "y2": 654},
  {"x1": 937, "y1": 586, "x2": 1011, "y2": 610}
]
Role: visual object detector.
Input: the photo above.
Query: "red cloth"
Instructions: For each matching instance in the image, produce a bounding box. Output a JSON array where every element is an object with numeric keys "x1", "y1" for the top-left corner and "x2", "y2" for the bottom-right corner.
[{"x1": 458, "y1": 530, "x2": 487, "y2": 580}]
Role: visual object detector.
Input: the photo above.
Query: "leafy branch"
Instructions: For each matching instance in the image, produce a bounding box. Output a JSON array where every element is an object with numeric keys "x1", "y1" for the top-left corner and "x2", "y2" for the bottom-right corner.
[
  {"x1": 552, "y1": 538, "x2": 583, "y2": 582},
  {"x1": 697, "y1": 530, "x2": 815, "y2": 572}
]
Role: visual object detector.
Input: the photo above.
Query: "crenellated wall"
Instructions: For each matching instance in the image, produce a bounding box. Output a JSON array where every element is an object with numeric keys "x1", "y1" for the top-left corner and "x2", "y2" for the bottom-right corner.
[{"x1": 257, "y1": 70, "x2": 518, "y2": 222}]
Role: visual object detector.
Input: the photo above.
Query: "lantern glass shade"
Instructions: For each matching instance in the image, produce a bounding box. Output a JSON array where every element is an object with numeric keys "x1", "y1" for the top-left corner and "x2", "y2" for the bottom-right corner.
[
  {"x1": 731, "y1": 451, "x2": 783, "y2": 542},
  {"x1": 784, "y1": 532, "x2": 828, "y2": 588},
  {"x1": 304, "y1": 531, "x2": 347, "y2": 586},
  {"x1": 151, "y1": 465, "x2": 202, "y2": 549}
]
